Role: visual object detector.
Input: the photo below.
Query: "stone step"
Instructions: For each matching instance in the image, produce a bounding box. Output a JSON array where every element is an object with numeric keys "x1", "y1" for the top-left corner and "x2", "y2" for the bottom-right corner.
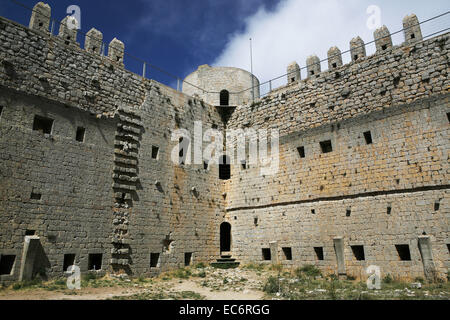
[
  {"x1": 217, "y1": 258, "x2": 236, "y2": 263},
  {"x1": 210, "y1": 261, "x2": 240, "y2": 269}
]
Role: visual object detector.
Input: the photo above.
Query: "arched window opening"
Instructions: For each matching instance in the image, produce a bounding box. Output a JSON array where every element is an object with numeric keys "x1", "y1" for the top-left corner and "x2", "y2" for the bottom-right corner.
[{"x1": 220, "y1": 90, "x2": 229, "y2": 106}]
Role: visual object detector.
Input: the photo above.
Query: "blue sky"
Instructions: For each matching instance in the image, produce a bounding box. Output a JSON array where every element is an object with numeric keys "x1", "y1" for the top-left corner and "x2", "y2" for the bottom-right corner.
[{"x1": 1, "y1": 0, "x2": 449, "y2": 91}]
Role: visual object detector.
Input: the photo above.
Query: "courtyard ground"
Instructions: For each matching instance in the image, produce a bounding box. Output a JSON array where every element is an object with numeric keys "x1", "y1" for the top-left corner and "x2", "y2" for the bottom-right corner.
[{"x1": 0, "y1": 263, "x2": 448, "y2": 300}]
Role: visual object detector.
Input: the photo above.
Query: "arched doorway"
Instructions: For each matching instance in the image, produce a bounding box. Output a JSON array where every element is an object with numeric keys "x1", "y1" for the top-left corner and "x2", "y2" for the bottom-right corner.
[
  {"x1": 220, "y1": 90, "x2": 229, "y2": 106},
  {"x1": 220, "y1": 222, "x2": 231, "y2": 252}
]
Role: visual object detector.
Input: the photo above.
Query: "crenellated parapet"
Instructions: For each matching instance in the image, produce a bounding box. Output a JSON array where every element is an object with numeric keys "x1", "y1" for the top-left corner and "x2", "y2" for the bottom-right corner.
[
  {"x1": 327, "y1": 47, "x2": 343, "y2": 70},
  {"x1": 306, "y1": 55, "x2": 321, "y2": 78},
  {"x1": 108, "y1": 38, "x2": 125, "y2": 66},
  {"x1": 374, "y1": 25, "x2": 393, "y2": 52},
  {"x1": 85, "y1": 28, "x2": 103, "y2": 55},
  {"x1": 287, "y1": 14, "x2": 426, "y2": 83},
  {"x1": 26, "y1": 2, "x2": 124, "y2": 63},
  {"x1": 287, "y1": 62, "x2": 301, "y2": 84},
  {"x1": 29, "y1": 2, "x2": 51, "y2": 33},
  {"x1": 403, "y1": 14, "x2": 423, "y2": 44}
]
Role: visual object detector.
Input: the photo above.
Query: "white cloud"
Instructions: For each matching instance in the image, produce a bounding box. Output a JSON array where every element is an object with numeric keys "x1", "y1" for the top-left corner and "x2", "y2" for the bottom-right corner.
[{"x1": 212, "y1": 0, "x2": 450, "y2": 92}]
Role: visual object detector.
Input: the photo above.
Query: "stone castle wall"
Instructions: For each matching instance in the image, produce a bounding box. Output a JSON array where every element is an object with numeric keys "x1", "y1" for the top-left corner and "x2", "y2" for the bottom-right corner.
[
  {"x1": 0, "y1": 9, "x2": 224, "y2": 284},
  {"x1": 224, "y1": 27, "x2": 450, "y2": 279}
]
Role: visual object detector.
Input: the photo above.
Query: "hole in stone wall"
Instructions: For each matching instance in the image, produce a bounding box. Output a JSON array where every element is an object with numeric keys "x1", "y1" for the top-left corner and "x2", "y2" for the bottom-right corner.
[
  {"x1": 291, "y1": 77, "x2": 295, "y2": 83},
  {"x1": 241, "y1": 160, "x2": 247, "y2": 170},
  {"x1": 310, "y1": 71, "x2": 315, "y2": 76},
  {"x1": 88, "y1": 253, "x2": 103, "y2": 270},
  {"x1": 434, "y1": 200, "x2": 440, "y2": 212},
  {"x1": 0, "y1": 255, "x2": 16, "y2": 275},
  {"x1": 184, "y1": 253, "x2": 192, "y2": 266},
  {"x1": 411, "y1": 34, "x2": 416, "y2": 39},
  {"x1": 320, "y1": 140, "x2": 333, "y2": 154},
  {"x1": 152, "y1": 146, "x2": 159, "y2": 160},
  {"x1": 297, "y1": 146, "x2": 305, "y2": 158},
  {"x1": 363, "y1": 131, "x2": 373, "y2": 145},
  {"x1": 393, "y1": 77, "x2": 400, "y2": 88},
  {"x1": 33, "y1": 115, "x2": 54, "y2": 134},
  {"x1": 150, "y1": 253, "x2": 160, "y2": 268},
  {"x1": 381, "y1": 44, "x2": 387, "y2": 50},
  {"x1": 254, "y1": 217, "x2": 258, "y2": 226},
  {"x1": 92, "y1": 47, "x2": 97, "y2": 52},
  {"x1": 387, "y1": 206, "x2": 392, "y2": 215},
  {"x1": 314, "y1": 247, "x2": 324, "y2": 261},
  {"x1": 203, "y1": 160, "x2": 209, "y2": 170},
  {"x1": 219, "y1": 155, "x2": 231, "y2": 180},
  {"x1": 346, "y1": 209, "x2": 351, "y2": 217},
  {"x1": 351, "y1": 246, "x2": 365, "y2": 261},
  {"x1": 447, "y1": 244, "x2": 450, "y2": 254},
  {"x1": 0, "y1": 105, "x2": 3, "y2": 118},
  {"x1": 354, "y1": 54, "x2": 358, "y2": 61},
  {"x1": 63, "y1": 254, "x2": 76, "y2": 271},
  {"x1": 447, "y1": 112, "x2": 450, "y2": 123},
  {"x1": 395, "y1": 245, "x2": 411, "y2": 261},
  {"x1": 262, "y1": 248, "x2": 271, "y2": 261},
  {"x1": 25, "y1": 230, "x2": 36, "y2": 236},
  {"x1": 30, "y1": 192, "x2": 42, "y2": 200},
  {"x1": 332, "y1": 63, "x2": 337, "y2": 68},
  {"x1": 311, "y1": 209, "x2": 316, "y2": 215},
  {"x1": 38, "y1": 22, "x2": 43, "y2": 27},
  {"x1": 76, "y1": 127, "x2": 85, "y2": 142},
  {"x1": 282, "y1": 247, "x2": 292, "y2": 261}
]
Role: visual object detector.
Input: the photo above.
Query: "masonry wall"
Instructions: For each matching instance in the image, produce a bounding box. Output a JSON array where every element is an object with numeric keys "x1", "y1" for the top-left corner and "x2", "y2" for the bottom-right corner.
[
  {"x1": 0, "y1": 14, "x2": 224, "y2": 283},
  {"x1": 224, "y1": 33, "x2": 450, "y2": 280}
]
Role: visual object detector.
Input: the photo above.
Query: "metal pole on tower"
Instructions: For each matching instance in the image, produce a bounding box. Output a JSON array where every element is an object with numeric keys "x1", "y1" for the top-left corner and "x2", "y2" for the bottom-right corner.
[{"x1": 250, "y1": 38, "x2": 255, "y2": 103}]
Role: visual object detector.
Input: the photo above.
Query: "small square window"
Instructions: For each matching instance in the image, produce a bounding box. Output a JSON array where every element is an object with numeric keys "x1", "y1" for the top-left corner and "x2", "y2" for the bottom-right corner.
[
  {"x1": 262, "y1": 248, "x2": 271, "y2": 261},
  {"x1": 297, "y1": 146, "x2": 305, "y2": 158},
  {"x1": 395, "y1": 245, "x2": 411, "y2": 261},
  {"x1": 282, "y1": 247, "x2": 292, "y2": 261},
  {"x1": 150, "y1": 253, "x2": 160, "y2": 268},
  {"x1": 184, "y1": 252, "x2": 192, "y2": 266},
  {"x1": 76, "y1": 127, "x2": 85, "y2": 142},
  {"x1": 31, "y1": 192, "x2": 42, "y2": 200},
  {"x1": 33, "y1": 115, "x2": 54, "y2": 134},
  {"x1": 354, "y1": 55, "x2": 359, "y2": 61},
  {"x1": 63, "y1": 254, "x2": 76, "y2": 271},
  {"x1": 88, "y1": 253, "x2": 102, "y2": 270},
  {"x1": 351, "y1": 246, "x2": 365, "y2": 261},
  {"x1": 332, "y1": 63, "x2": 337, "y2": 69},
  {"x1": 363, "y1": 131, "x2": 373, "y2": 145},
  {"x1": 411, "y1": 34, "x2": 415, "y2": 39},
  {"x1": 152, "y1": 146, "x2": 159, "y2": 160},
  {"x1": 320, "y1": 140, "x2": 333, "y2": 154},
  {"x1": 314, "y1": 247, "x2": 324, "y2": 261},
  {"x1": 0, "y1": 255, "x2": 16, "y2": 275}
]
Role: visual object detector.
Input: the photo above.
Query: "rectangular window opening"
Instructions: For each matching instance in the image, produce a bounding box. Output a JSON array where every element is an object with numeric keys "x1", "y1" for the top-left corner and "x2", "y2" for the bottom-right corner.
[
  {"x1": 0, "y1": 105, "x2": 3, "y2": 118},
  {"x1": 152, "y1": 146, "x2": 159, "y2": 160},
  {"x1": 75, "y1": 127, "x2": 85, "y2": 142},
  {"x1": 203, "y1": 160, "x2": 209, "y2": 170},
  {"x1": 262, "y1": 248, "x2": 271, "y2": 261},
  {"x1": 351, "y1": 245, "x2": 365, "y2": 261},
  {"x1": 411, "y1": 33, "x2": 415, "y2": 39},
  {"x1": 395, "y1": 245, "x2": 411, "y2": 261},
  {"x1": 31, "y1": 192, "x2": 42, "y2": 200},
  {"x1": 297, "y1": 146, "x2": 305, "y2": 158},
  {"x1": 150, "y1": 253, "x2": 160, "y2": 268},
  {"x1": 33, "y1": 115, "x2": 54, "y2": 134},
  {"x1": 346, "y1": 209, "x2": 351, "y2": 217},
  {"x1": 88, "y1": 253, "x2": 103, "y2": 271},
  {"x1": 184, "y1": 253, "x2": 192, "y2": 267},
  {"x1": 282, "y1": 247, "x2": 292, "y2": 261},
  {"x1": 0, "y1": 255, "x2": 16, "y2": 275},
  {"x1": 387, "y1": 206, "x2": 392, "y2": 215},
  {"x1": 241, "y1": 161, "x2": 247, "y2": 170},
  {"x1": 25, "y1": 230, "x2": 36, "y2": 236},
  {"x1": 447, "y1": 244, "x2": 450, "y2": 254},
  {"x1": 332, "y1": 63, "x2": 337, "y2": 69},
  {"x1": 320, "y1": 140, "x2": 333, "y2": 154},
  {"x1": 314, "y1": 247, "x2": 324, "y2": 261},
  {"x1": 63, "y1": 254, "x2": 76, "y2": 271},
  {"x1": 434, "y1": 201, "x2": 440, "y2": 212},
  {"x1": 447, "y1": 112, "x2": 450, "y2": 123},
  {"x1": 354, "y1": 55, "x2": 359, "y2": 61},
  {"x1": 363, "y1": 131, "x2": 373, "y2": 145}
]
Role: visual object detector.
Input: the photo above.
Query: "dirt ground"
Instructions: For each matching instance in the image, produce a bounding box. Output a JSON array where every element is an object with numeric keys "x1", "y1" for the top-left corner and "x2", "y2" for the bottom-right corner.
[{"x1": 0, "y1": 264, "x2": 448, "y2": 300}]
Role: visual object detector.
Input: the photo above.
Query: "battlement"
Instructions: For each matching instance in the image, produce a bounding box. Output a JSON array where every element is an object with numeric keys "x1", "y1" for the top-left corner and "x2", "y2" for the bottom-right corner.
[{"x1": 287, "y1": 14, "x2": 425, "y2": 87}]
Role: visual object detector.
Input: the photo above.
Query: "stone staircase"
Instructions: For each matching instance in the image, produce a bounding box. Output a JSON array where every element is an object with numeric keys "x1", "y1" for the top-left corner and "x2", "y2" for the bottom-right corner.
[{"x1": 211, "y1": 252, "x2": 240, "y2": 269}]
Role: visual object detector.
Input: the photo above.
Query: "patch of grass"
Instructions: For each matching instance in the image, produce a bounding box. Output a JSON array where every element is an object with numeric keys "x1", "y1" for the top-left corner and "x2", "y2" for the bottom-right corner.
[
  {"x1": 263, "y1": 276, "x2": 280, "y2": 294},
  {"x1": 195, "y1": 271, "x2": 207, "y2": 278},
  {"x1": 172, "y1": 268, "x2": 192, "y2": 279},
  {"x1": 195, "y1": 262, "x2": 206, "y2": 269},
  {"x1": 243, "y1": 263, "x2": 266, "y2": 272},
  {"x1": 12, "y1": 278, "x2": 43, "y2": 290},
  {"x1": 382, "y1": 274, "x2": 394, "y2": 284},
  {"x1": 295, "y1": 265, "x2": 322, "y2": 279}
]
